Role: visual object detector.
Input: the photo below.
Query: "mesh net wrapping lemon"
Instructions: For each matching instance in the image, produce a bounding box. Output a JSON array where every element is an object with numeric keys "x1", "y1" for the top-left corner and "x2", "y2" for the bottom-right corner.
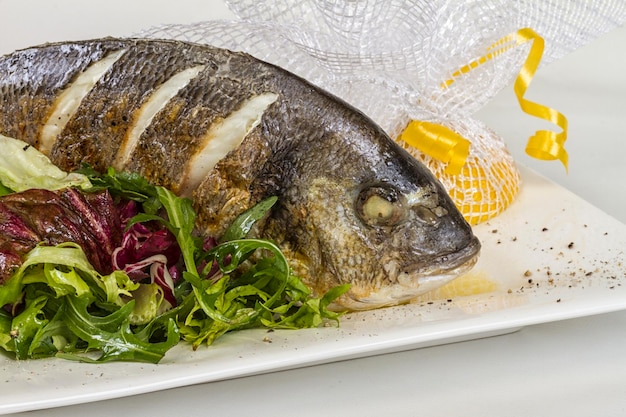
[{"x1": 397, "y1": 118, "x2": 520, "y2": 225}]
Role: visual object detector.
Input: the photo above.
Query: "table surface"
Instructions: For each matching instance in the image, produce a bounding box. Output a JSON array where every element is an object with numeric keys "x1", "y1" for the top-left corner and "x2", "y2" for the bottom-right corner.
[{"x1": 1, "y1": 1, "x2": 626, "y2": 416}]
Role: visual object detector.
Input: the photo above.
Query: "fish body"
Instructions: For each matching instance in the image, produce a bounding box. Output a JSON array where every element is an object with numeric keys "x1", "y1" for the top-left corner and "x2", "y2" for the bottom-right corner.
[{"x1": 0, "y1": 38, "x2": 480, "y2": 310}]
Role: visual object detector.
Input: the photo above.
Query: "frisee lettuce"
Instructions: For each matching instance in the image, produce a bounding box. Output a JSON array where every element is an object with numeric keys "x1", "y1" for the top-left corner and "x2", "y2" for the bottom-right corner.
[{"x1": 0, "y1": 137, "x2": 349, "y2": 363}]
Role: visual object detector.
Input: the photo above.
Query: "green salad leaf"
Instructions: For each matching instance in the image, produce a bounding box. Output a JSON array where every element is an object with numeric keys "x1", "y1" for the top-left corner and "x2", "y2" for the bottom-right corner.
[
  {"x1": 56, "y1": 296, "x2": 179, "y2": 363},
  {"x1": 220, "y1": 196, "x2": 278, "y2": 242},
  {"x1": 0, "y1": 135, "x2": 91, "y2": 192}
]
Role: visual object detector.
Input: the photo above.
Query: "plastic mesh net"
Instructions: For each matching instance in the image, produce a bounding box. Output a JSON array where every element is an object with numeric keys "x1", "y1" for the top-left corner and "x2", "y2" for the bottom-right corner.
[{"x1": 137, "y1": 0, "x2": 626, "y2": 224}]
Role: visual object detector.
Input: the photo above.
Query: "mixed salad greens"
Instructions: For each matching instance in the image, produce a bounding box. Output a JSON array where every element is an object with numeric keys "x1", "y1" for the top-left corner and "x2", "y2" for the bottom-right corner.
[{"x1": 0, "y1": 136, "x2": 348, "y2": 364}]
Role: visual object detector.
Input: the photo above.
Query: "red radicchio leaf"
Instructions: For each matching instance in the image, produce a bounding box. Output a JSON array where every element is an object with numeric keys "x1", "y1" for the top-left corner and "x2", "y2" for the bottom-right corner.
[
  {"x1": 112, "y1": 217, "x2": 183, "y2": 306},
  {"x1": 0, "y1": 188, "x2": 123, "y2": 281}
]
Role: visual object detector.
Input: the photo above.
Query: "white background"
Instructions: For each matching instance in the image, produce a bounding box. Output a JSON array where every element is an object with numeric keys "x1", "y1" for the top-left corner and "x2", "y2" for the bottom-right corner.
[{"x1": 1, "y1": 1, "x2": 626, "y2": 415}]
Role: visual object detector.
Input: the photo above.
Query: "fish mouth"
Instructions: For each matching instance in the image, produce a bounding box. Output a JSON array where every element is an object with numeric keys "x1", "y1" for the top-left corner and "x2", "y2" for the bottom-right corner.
[
  {"x1": 400, "y1": 235, "x2": 481, "y2": 289},
  {"x1": 339, "y1": 236, "x2": 481, "y2": 311}
]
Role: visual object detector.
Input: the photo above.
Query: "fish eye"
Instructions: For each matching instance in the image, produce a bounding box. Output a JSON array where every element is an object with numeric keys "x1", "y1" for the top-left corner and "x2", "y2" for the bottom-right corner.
[{"x1": 356, "y1": 185, "x2": 406, "y2": 227}]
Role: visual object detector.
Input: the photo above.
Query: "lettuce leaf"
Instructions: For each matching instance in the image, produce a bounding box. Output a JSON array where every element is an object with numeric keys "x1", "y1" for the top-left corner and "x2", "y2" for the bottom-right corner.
[{"x1": 0, "y1": 135, "x2": 91, "y2": 192}]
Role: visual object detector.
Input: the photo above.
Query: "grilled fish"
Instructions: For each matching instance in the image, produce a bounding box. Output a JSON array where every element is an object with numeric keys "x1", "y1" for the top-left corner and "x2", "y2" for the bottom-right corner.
[{"x1": 0, "y1": 38, "x2": 480, "y2": 310}]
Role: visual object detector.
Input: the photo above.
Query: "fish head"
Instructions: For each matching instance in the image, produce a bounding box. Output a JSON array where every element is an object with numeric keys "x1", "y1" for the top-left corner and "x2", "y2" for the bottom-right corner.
[
  {"x1": 279, "y1": 125, "x2": 481, "y2": 311},
  {"x1": 349, "y1": 177, "x2": 481, "y2": 308}
]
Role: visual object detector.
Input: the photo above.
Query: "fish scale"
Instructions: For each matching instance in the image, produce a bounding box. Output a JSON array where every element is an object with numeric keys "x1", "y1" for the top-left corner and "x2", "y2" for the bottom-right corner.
[{"x1": 0, "y1": 38, "x2": 481, "y2": 310}]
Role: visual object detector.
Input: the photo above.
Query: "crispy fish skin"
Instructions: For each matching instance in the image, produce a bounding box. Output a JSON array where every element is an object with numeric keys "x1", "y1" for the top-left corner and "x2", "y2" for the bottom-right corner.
[
  {"x1": 0, "y1": 38, "x2": 480, "y2": 310},
  {"x1": 0, "y1": 41, "x2": 125, "y2": 151}
]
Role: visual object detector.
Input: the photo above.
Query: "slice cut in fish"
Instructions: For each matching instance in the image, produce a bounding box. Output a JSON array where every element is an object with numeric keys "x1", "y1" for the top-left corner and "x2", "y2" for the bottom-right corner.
[
  {"x1": 114, "y1": 65, "x2": 206, "y2": 169},
  {"x1": 40, "y1": 49, "x2": 127, "y2": 155},
  {"x1": 179, "y1": 92, "x2": 278, "y2": 196}
]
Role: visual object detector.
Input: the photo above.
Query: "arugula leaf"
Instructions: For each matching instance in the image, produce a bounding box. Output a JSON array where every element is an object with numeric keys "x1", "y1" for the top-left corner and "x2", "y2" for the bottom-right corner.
[
  {"x1": 28, "y1": 309, "x2": 78, "y2": 358},
  {"x1": 0, "y1": 308, "x2": 12, "y2": 351},
  {"x1": 77, "y1": 165, "x2": 164, "y2": 216},
  {"x1": 220, "y1": 196, "x2": 278, "y2": 242},
  {"x1": 149, "y1": 186, "x2": 238, "y2": 326},
  {"x1": 9, "y1": 295, "x2": 49, "y2": 359},
  {"x1": 211, "y1": 239, "x2": 289, "y2": 308},
  {"x1": 177, "y1": 237, "x2": 348, "y2": 347},
  {"x1": 78, "y1": 166, "x2": 157, "y2": 201},
  {"x1": 153, "y1": 186, "x2": 197, "y2": 272},
  {"x1": 57, "y1": 296, "x2": 179, "y2": 363}
]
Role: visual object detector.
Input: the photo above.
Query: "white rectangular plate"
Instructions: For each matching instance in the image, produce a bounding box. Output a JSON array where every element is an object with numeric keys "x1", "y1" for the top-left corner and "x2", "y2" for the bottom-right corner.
[{"x1": 1, "y1": 165, "x2": 625, "y2": 414}]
